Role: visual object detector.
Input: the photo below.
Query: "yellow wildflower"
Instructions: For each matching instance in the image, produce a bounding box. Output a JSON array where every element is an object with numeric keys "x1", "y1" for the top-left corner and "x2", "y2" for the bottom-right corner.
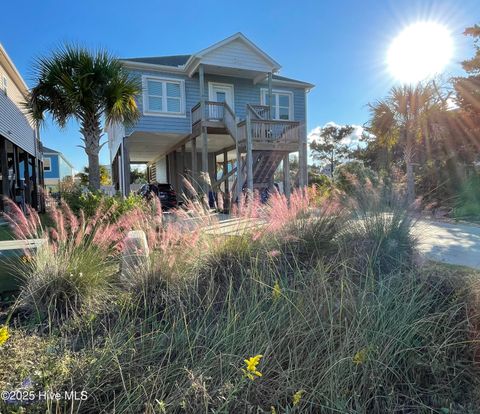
[
  {"x1": 242, "y1": 354, "x2": 263, "y2": 380},
  {"x1": 272, "y1": 281, "x2": 282, "y2": 300},
  {"x1": 353, "y1": 348, "x2": 368, "y2": 365},
  {"x1": 271, "y1": 406, "x2": 277, "y2": 414},
  {"x1": 0, "y1": 326, "x2": 10, "y2": 346},
  {"x1": 292, "y1": 389, "x2": 305, "y2": 406},
  {"x1": 20, "y1": 255, "x2": 32, "y2": 264},
  {"x1": 156, "y1": 399, "x2": 166, "y2": 413}
]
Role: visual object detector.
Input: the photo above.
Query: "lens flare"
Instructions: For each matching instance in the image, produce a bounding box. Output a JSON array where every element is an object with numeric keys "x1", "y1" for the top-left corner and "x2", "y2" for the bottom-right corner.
[{"x1": 388, "y1": 22, "x2": 453, "y2": 84}]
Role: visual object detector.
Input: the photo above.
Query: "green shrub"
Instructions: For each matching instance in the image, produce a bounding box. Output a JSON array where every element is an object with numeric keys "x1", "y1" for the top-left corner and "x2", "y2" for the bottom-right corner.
[
  {"x1": 453, "y1": 174, "x2": 480, "y2": 221},
  {"x1": 62, "y1": 187, "x2": 145, "y2": 220}
]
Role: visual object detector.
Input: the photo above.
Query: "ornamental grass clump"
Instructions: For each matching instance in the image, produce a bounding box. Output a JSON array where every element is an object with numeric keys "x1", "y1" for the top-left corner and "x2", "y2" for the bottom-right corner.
[
  {"x1": 3, "y1": 197, "x2": 151, "y2": 323},
  {"x1": 2, "y1": 181, "x2": 480, "y2": 412},
  {"x1": 338, "y1": 178, "x2": 416, "y2": 276}
]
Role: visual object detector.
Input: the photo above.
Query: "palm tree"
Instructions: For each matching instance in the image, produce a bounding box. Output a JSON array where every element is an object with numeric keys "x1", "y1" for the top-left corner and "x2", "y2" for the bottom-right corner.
[
  {"x1": 27, "y1": 46, "x2": 140, "y2": 190},
  {"x1": 368, "y1": 83, "x2": 445, "y2": 205}
]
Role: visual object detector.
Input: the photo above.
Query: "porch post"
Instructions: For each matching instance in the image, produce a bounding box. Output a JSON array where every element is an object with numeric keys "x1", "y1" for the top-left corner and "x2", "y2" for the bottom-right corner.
[
  {"x1": 30, "y1": 155, "x2": 38, "y2": 210},
  {"x1": 180, "y1": 144, "x2": 186, "y2": 193},
  {"x1": 223, "y1": 148, "x2": 229, "y2": 194},
  {"x1": 236, "y1": 146, "x2": 243, "y2": 205},
  {"x1": 122, "y1": 138, "x2": 130, "y2": 197},
  {"x1": 283, "y1": 153, "x2": 291, "y2": 198},
  {"x1": 268, "y1": 72, "x2": 273, "y2": 119},
  {"x1": 245, "y1": 110, "x2": 253, "y2": 195},
  {"x1": 0, "y1": 137, "x2": 8, "y2": 209},
  {"x1": 22, "y1": 151, "x2": 31, "y2": 205},
  {"x1": 13, "y1": 145, "x2": 20, "y2": 190},
  {"x1": 199, "y1": 64, "x2": 205, "y2": 121},
  {"x1": 191, "y1": 137, "x2": 197, "y2": 189},
  {"x1": 298, "y1": 123, "x2": 308, "y2": 188},
  {"x1": 201, "y1": 127, "x2": 209, "y2": 193},
  {"x1": 38, "y1": 159, "x2": 45, "y2": 212},
  {"x1": 172, "y1": 150, "x2": 178, "y2": 191}
]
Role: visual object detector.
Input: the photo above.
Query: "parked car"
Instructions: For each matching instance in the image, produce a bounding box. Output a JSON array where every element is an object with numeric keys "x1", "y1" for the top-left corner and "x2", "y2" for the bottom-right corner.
[{"x1": 138, "y1": 183, "x2": 177, "y2": 210}]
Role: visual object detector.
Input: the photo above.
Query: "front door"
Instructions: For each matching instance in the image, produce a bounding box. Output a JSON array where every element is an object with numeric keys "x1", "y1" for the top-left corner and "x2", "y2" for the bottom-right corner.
[{"x1": 209, "y1": 83, "x2": 234, "y2": 119}]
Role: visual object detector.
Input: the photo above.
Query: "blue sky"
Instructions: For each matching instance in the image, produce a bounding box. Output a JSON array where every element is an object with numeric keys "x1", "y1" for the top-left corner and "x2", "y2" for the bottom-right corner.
[{"x1": 1, "y1": 0, "x2": 479, "y2": 171}]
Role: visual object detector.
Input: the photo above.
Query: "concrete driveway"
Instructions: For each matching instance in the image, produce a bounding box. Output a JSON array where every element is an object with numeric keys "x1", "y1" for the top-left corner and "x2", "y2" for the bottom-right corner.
[
  {"x1": 206, "y1": 216, "x2": 480, "y2": 270},
  {"x1": 413, "y1": 220, "x2": 480, "y2": 270}
]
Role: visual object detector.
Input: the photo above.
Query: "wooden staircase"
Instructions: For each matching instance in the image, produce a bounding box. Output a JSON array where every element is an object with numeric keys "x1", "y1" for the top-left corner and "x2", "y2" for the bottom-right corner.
[{"x1": 231, "y1": 150, "x2": 286, "y2": 196}]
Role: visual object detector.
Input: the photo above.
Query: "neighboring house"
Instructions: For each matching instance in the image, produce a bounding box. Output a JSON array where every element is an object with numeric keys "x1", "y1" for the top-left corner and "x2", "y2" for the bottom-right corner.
[
  {"x1": 42, "y1": 146, "x2": 75, "y2": 192},
  {"x1": 0, "y1": 43, "x2": 44, "y2": 210},
  {"x1": 107, "y1": 33, "x2": 314, "y2": 201}
]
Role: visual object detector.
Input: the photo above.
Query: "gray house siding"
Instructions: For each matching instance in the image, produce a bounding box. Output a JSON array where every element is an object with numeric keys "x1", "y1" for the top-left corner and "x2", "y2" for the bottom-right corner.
[
  {"x1": 0, "y1": 93, "x2": 36, "y2": 155},
  {"x1": 125, "y1": 68, "x2": 307, "y2": 136}
]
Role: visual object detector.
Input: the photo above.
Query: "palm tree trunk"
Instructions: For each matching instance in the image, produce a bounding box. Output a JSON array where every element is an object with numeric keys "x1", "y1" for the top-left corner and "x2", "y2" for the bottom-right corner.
[
  {"x1": 80, "y1": 113, "x2": 102, "y2": 190},
  {"x1": 87, "y1": 151, "x2": 100, "y2": 190}
]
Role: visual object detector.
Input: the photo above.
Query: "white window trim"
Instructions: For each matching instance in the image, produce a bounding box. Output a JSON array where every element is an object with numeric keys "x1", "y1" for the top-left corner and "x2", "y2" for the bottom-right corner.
[
  {"x1": 260, "y1": 88, "x2": 294, "y2": 120},
  {"x1": 208, "y1": 82, "x2": 235, "y2": 110},
  {"x1": 43, "y1": 157, "x2": 52, "y2": 172},
  {"x1": 142, "y1": 75, "x2": 186, "y2": 118}
]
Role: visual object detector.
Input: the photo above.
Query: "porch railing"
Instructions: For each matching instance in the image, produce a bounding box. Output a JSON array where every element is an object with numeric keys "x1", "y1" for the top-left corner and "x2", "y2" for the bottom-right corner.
[
  {"x1": 249, "y1": 104, "x2": 270, "y2": 120},
  {"x1": 237, "y1": 119, "x2": 300, "y2": 145},
  {"x1": 191, "y1": 101, "x2": 228, "y2": 124},
  {"x1": 191, "y1": 101, "x2": 237, "y2": 139},
  {"x1": 191, "y1": 101, "x2": 299, "y2": 145}
]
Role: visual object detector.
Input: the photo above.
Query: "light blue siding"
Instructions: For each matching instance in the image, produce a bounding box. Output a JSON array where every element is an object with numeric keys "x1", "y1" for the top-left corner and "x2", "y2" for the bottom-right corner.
[
  {"x1": 125, "y1": 68, "x2": 307, "y2": 136},
  {"x1": 125, "y1": 69, "x2": 199, "y2": 136},
  {"x1": 59, "y1": 157, "x2": 73, "y2": 179}
]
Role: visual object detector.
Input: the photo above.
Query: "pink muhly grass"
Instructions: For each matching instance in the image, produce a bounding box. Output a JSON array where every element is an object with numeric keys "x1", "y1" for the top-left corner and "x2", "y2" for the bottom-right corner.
[
  {"x1": 267, "y1": 249, "x2": 281, "y2": 258},
  {"x1": 182, "y1": 177, "x2": 198, "y2": 199},
  {"x1": 3, "y1": 198, "x2": 42, "y2": 240}
]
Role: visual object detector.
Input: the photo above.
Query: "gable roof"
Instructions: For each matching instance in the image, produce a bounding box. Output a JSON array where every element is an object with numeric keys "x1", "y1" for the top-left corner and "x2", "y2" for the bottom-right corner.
[
  {"x1": 122, "y1": 33, "x2": 281, "y2": 74},
  {"x1": 42, "y1": 146, "x2": 75, "y2": 169},
  {"x1": 119, "y1": 34, "x2": 313, "y2": 89},
  {"x1": 42, "y1": 146, "x2": 60, "y2": 154},
  {"x1": 193, "y1": 33, "x2": 281, "y2": 70}
]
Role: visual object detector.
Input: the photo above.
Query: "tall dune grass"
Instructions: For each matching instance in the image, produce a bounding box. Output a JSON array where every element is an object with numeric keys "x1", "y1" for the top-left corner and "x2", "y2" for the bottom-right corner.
[{"x1": 1, "y1": 185, "x2": 480, "y2": 413}]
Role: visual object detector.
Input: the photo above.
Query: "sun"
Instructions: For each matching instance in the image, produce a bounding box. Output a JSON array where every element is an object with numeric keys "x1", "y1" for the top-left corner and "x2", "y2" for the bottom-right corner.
[{"x1": 387, "y1": 21, "x2": 453, "y2": 84}]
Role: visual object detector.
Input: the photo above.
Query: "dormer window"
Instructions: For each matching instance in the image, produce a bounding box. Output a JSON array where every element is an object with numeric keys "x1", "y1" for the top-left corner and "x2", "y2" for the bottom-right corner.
[{"x1": 143, "y1": 76, "x2": 185, "y2": 117}]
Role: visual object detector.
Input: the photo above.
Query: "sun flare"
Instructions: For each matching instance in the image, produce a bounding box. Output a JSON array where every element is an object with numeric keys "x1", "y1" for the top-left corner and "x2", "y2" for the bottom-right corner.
[{"x1": 388, "y1": 21, "x2": 453, "y2": 84}]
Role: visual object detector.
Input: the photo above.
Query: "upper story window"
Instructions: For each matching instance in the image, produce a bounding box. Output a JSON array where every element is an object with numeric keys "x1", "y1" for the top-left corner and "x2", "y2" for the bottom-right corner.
[
  {"x1": 142, "y1": 76, "x2": 185, "y2": 117},
  {"x1": 43, "y1": 157, "x2": 51, "y2": 172},
  {"x1": 261, "y1": 89, "x2": 294, "y2": 120}
]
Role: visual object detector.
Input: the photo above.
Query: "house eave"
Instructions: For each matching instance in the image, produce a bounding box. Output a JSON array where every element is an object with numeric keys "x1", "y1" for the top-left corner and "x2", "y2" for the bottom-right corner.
[
  {"x1": 0, "y1": 43, "x2": 30, "y2": 99},
  {"x1": 121, "y1": 60, "x2": 186, "y2": 73}
]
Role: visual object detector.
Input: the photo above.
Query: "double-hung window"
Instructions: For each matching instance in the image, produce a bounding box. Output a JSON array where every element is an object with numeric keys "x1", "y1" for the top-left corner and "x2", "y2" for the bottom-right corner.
[
  {"x1": 261, "y1": 89, "x2": 293, "y2": 120},
  {"x1": 143, "y1": 76, "x2": 185, "y2": 116}
]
